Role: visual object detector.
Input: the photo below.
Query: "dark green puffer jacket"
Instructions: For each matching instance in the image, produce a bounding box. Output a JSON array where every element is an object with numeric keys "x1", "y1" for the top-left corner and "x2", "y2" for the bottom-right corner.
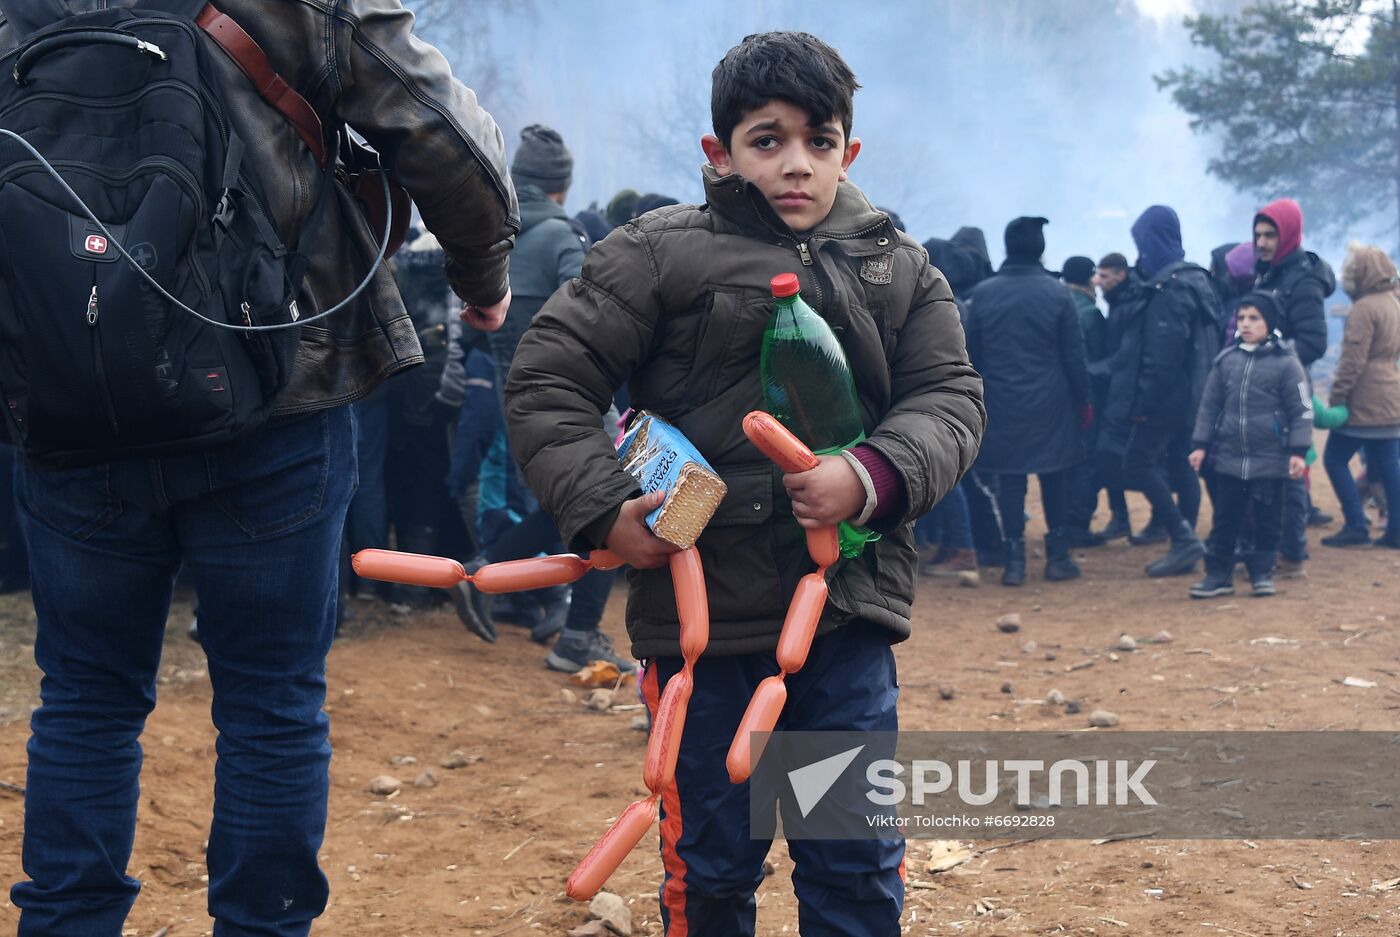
[{"x1": 504, "y1": 166, "x2": 985, "y2": 659}]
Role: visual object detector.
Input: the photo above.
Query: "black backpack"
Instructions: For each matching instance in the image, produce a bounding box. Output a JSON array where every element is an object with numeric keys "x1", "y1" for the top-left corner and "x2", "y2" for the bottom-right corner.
[
  {"x1": 0, "y1": 0, "x2": 393, "y2": 466},
  {"x1": 1156, "y1": 261, "x2": 1225, "y2": 421}
]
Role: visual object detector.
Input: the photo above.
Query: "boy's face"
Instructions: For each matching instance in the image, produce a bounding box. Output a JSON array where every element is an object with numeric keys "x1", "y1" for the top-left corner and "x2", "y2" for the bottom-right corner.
[
  {"x1": 1236, "y1": 304, "x2": 1269, "y2": 343},
  {"x1": 701, "y1": 100, "x2": 860, "y2": 235}
]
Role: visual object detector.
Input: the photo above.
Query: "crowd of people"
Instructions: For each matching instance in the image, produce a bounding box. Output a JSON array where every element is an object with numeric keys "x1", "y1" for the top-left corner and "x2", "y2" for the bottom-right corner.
[
  {"x1": 4, "y1": 10, "x2": 1400, "y2": 935},
  {"x1": 915, "y1": 202, "x2": 1399, "y2": 597}
]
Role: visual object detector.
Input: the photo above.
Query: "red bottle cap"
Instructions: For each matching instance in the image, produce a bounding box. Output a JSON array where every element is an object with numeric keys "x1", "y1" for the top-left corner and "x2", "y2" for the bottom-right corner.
[{"x1": 770, "y1": 273, "x2": 800, "y2": 298}]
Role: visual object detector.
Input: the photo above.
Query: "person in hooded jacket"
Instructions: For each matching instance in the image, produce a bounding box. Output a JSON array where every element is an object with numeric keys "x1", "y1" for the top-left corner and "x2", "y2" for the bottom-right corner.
[
  {"x1": 1119, "y1": 205, "x2": 1222, "y2": 577},
  {"x1": 964, "y1": 217, "x2": 1090, "y2": 585},
  {"x1": 1252, "y1": 198, "x2": 1337, "y2": 570},
  {"x1": 1187, "y1": 291, "x2": 1311, "y2": 598},
  {"x1": 1321, "y1": 243, "x2": 1400, "y2": 548}
]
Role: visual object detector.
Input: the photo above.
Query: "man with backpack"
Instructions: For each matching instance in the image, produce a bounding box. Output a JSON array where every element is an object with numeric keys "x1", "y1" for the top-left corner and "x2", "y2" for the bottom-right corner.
[
  {"x1": 1120, "y1": 205, "x2": 1223, "y2": 578},
  {"x1": 0, "y1": 2, "x2": 516, "y2": 934}
]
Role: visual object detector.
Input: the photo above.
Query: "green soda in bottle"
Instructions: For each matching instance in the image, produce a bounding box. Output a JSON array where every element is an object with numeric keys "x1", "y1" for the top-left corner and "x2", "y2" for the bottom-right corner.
[{"x1": 760, "y1": 272, "x2": 878, "y2": 557}]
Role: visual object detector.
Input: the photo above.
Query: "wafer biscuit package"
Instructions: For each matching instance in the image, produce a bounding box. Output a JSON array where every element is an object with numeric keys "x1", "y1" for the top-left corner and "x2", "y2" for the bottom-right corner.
[{"x1": 616, "y1": 412, "x2": 727, "y2": 549}]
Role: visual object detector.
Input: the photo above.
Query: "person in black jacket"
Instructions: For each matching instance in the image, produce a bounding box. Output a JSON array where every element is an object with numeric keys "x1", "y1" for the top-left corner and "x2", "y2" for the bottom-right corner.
[
  {"x1": 1120, "y1": 205, "x2": 1220, "y2": 577},
  {"x1": 964, "y1": 217, "x2": 1090, "y2": 585},
  {"x1": 1252, "y1": 198, "x2": 1336, "y2": 573},
  {"x1": 1082, "y1": 253, "x2": 1139, "y2": 541}
]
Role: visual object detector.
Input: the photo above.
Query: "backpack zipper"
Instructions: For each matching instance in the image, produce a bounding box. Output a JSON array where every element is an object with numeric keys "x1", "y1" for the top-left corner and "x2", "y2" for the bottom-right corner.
[{"x1": 87, "y1": 282, "x2": 121, "y2": 435}]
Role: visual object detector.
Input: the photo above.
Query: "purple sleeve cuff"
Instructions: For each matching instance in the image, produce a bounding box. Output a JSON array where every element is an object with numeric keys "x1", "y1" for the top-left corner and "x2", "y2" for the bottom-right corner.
[{"x1": 851, "y1": 444, "x2": 904, "y2": 520}]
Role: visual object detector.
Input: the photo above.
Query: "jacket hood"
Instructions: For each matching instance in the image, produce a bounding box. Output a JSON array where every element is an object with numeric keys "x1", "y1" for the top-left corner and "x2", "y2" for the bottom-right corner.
[
  {"x1": 1255, "y1": 198, "x2": 1303, "y2": 265},
  {"x1": 923, "y1": 238, "x2": 980, "y2": 296},
  {"x1": 1341, "y1": 242, "x2": 1399, "y2": 300},
  {"x1": 516, "y1": 184, "x2": 569, "y2": 234},
  {"x1": 702, "y1": 164, "x2": 894, "y2": 243},
  {"x1": 1131, "y1": 205, "x2": 1186, "y2": 278},
  {"x1": 951, "y1": 226, "x2": 995, "y2": 282}
]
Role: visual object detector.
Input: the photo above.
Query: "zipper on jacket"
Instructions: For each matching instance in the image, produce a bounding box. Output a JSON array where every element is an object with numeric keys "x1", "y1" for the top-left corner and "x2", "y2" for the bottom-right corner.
[
  {"x1": 87, "y1": 281, "x2": 120, "y2": 436},
  {"x1": 797, "y1": 241, "x2": 813, "y2": 266},
  {"x1": 1239, "y1": 354, "x2": 1253, "y2": 479}
]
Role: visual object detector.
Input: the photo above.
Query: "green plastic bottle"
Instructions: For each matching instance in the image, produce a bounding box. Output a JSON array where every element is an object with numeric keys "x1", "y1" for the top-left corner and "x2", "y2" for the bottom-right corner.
[{"x1": 760, "y1": 272, "x2": 877, "y2": 558}]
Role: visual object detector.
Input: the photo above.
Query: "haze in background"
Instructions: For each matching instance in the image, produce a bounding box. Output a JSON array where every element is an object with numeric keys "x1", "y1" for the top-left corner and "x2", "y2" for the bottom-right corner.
[{"x1": 423, "y1": 0, "x2": 1365, "y2": 271}]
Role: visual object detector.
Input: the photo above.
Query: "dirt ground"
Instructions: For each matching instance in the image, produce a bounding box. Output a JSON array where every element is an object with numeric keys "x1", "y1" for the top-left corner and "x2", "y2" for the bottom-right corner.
[{"x1": 2, "y1": 457, "x2": 1399, "y2": 936}]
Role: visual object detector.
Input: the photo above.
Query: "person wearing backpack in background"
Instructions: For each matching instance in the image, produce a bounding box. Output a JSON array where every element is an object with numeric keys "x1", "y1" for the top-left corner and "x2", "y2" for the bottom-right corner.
[
  {"x1": 1120, "y1": 205, "x2": 1223, "y2": 578},
  {"x1": 0, "y1": 2, "x2": 516, "y2": 935}
]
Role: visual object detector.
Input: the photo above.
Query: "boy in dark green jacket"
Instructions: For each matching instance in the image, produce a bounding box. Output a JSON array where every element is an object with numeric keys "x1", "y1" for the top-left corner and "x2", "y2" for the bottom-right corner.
[{"x1": 505, "y1": 32, "x2": 984, "y2": 936}]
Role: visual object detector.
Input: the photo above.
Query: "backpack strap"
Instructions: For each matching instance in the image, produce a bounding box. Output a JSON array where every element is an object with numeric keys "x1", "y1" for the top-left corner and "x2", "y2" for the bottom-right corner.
[{"x1": 191, "y1": 3, "x2": 328, "y2": 166}]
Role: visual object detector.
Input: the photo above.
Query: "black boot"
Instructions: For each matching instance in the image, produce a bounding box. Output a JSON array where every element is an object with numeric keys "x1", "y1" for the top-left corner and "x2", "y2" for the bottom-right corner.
[
  {"x1": 1245, "y1": 551, "x2": 1276, "y2": 597},
  {"x1": 1066, "y1": 526, "x2": 1107, "y2": 548},
  {"x1": 1189, "y1": 552, "x2": 1235, "y2": 598},
  {"x1": 1145, "y1": 521, "x2": 1205, "y2": 577},
  {"x1": 1001, "y1": 538, "x2": 1026, "y2": 586},
  {"x1": 1130, "y1": 519, "x2": 1169, "y2": 546},
  {"x1": 1044, "y1": 529, "x2": 1082, "y2": 581},
  {"x1": 1097, "y1": 514, "x2": 1132, "y2": 541}
]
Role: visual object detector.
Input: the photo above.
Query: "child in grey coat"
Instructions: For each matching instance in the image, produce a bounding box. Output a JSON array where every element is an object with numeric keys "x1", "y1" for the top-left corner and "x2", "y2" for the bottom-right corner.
[{"x1": 1188, "y1": 291, "x2": 1312, "y2": 597}]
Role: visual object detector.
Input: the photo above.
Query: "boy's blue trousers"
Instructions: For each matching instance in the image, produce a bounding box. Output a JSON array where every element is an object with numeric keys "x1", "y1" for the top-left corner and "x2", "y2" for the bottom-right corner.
[{"x1": 643, "y1": 619, "x2": 905, "y2": 937}]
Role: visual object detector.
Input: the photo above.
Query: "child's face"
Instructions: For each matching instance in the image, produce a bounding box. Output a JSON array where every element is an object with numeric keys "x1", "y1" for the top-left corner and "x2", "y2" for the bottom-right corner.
[
  {"x1": 1236, "y1": 304, "x2": 1269, "y2": 343},
  {"x1": 701, "y1": 99, "x2": 860, "y2": 234}
]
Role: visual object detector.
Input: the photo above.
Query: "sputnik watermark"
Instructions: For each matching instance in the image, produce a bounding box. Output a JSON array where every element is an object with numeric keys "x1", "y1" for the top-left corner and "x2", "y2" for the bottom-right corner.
[
  {"x1": 749, "y1": 731, "x2": 1400, "y2": 840},
  {"x1": 866, "y1": 758, "x2": 1157, "y2": 807}
]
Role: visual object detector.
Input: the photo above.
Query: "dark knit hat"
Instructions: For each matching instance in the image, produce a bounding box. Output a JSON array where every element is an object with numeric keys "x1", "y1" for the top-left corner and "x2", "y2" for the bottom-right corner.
[
  {"x1": 511, "y1": 124, "x2": 572, "y2": 193},
  {"x1": 605, "y1": 189, "x2": 641, "y2": 228},
  {"x1": 1061, "y1": 256, "x2": 1096, "y2": 287},
  {"x1": 1097, "y1": 252, "x2": 1129, "y2": 271},
  {"x1": 1004, "y1": 216, "x2": 1049, "y2": 264},
  {"x1": 1237, "y1": 290, "x2": 1283, "y2": 335}
]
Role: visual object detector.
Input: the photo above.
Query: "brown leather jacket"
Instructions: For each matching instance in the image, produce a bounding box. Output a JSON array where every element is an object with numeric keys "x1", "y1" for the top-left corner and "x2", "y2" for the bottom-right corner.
[{"x1": 0, "y1": 0, "x2": 519, "y2": 415}]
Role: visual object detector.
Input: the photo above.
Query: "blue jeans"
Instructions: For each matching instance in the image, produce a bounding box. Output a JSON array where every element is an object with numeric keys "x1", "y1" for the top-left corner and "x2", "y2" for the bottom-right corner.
[
  {"x1": 345, "y1": 395, "x2": 389, "y2": 593},
  {"x1": 11, "y1": 408, "x2": 356, "y2": 937},
  {"x1": 1324, "y1": 433, "x2": 1400, "y2": 539},
  {"x1": 644, "y1": 621, "x2": 904, "y2": 936}
]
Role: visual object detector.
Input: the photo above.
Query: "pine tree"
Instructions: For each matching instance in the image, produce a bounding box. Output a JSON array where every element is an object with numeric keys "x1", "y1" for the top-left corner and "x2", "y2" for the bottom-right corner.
[{"x1": 1157, "y1": 1, "x2": 1400, "y2": 250}]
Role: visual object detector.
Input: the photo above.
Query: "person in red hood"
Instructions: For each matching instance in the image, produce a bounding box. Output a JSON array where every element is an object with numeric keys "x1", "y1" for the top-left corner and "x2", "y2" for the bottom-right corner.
[
  {"x1": 1252, "y1": 198, "x2": 1334, "y2": 367},
  {"x1": 1251, "y1": 198, "x2": 1338, "y2": 577}
]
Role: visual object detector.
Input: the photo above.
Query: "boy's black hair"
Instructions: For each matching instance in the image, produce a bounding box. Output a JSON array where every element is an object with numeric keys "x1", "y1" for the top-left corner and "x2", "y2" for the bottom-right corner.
[{"x1": 711, "y1": 32, "x2": 860, "y2": 149}]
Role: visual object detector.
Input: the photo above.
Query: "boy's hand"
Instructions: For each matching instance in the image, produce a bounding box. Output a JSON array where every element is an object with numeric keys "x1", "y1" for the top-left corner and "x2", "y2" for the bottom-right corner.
[
  {"x1": 1188, "y1": 448, "x2": 1206, "y2": 472},
  {"x1": 604, "y1": 491, "x2": 680, "y2": 569},
  {"x1": 783, "y1": 455, "x2": 866, "y2": 529},
  {"x1": 460, "y1": 287, "x2": 512, "y2": 332},
  {"x1": 1288, "y1": 455, "x2": 1306, "y2": 479}
]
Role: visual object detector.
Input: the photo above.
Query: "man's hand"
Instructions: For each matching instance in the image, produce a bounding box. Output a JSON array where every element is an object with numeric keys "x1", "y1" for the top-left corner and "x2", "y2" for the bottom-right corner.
[
  {"x1": 1288, "y1": 454, "x2": 1306, "y2": 479},
  {"x1": 460, "y1": 287, "x2": 511, "y2": 332},
  {"x1": 604, "y1": 491, "x2": 681, "y2": 569},
  {"x1": 783, "y1": 454, "x2": 866, "y2": 529},
  {"x1": 1188, "y1": 448, "x2": 1206, "y2": 472}
]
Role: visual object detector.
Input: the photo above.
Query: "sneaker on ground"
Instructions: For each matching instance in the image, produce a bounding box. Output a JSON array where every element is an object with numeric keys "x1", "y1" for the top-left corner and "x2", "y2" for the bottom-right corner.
[
  {"x1": 1274, "y1": 558, "x2": 1306, "y2": 579},
  {"x1": 1250, "y1": 576, "x2": 1276, "y2": 597},
  {"x1": 545, "y1": 629, "x2": 636, "y2": 674},
  {"x1": 1189, "y1": 574, "x2": 1234, "y2": 599}
]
